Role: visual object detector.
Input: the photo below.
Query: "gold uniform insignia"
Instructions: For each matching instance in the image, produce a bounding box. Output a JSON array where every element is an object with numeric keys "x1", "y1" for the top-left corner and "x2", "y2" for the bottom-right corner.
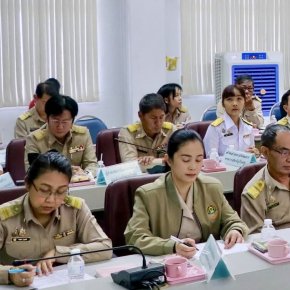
[
  {"x1": 127, "y1": 123, "x2": 140, "y2": 133},
  {"x1": 0, "y1": 203, "x2": 23, "y2": 221},
  {"x1": 64, "y1": 196, "x2": 83, "y2": 209},
  {"x1": 179, "y1": 106, "x2": 188, "y2": 113},
  {"x1": 162, "y1": 122, "x2": 173, "y2": 130},
  {"x1": 241, "y1": 118, "x2": 253, "y2": 126},
  {"x1": 69, "y1": 145, "x2": 85, "y2": 154},
  {"x1": 19, "y1": 111, "x2": 32, "y2": 121},
  {"x1": 247, "y1": 180, "x2": 265, "y2": 199},
  {"x1": 277, "y1": 117, "x2": 288, "y2": 126},
  {"x1": 211, "y1": 118, "x2": 224, "y2": 127},
  {"x1": 72, "y1": 125, "x2": 86, "y2": 134},
  {"x1": 53, "y1": 229, "x2": 75, "y2": 240},
  {"x1": 32, "y1": 129, "x2": 47, "y2": 140},
  {"x1": 207, "y1": 204, "x2": 218, "y2": 221}
]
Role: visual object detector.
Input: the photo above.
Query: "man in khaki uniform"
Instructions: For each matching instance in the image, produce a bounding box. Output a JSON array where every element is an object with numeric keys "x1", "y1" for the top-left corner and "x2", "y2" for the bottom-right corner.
[
  {"x1": 241, "y1": 124, "x2": 290, "y2": 233},
  {"x1": 217, "y1": 75, "x2": 264, "y2": 128},
  {"x1": 25, "y1": 95, "x2": 97, "y2": 176},
  {"x1": 118, "y1": 93, "x2": 175, "y2": 171},
  {"x1": 15, "y1": 82, "x2": 58, "y2": 138}
]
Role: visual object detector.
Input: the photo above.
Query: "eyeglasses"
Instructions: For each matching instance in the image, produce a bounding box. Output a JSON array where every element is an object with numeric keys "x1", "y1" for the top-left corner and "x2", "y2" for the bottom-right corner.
[
  {"x1": 32, "y1": 182, "x2": 69, "y2": 199},
  {"x1": 270, "y1": 147, "x2": 290, "y2": 158},
  {"x1": 50, "y1": 118, "x2": 72, "y2": 126}
]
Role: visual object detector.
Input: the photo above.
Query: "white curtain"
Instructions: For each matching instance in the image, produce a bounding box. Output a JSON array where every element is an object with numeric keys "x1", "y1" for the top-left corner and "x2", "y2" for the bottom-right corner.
[
  {"x1": 181, "y1": 0, "x2": 290, "y2": 95},
  {"x1": 0, "y1": 0, "x2": 99, "y2": 107}
]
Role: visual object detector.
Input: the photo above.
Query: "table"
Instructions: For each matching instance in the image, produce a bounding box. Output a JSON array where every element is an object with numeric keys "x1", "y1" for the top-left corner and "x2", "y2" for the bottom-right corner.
[
  {"x1": 0, "y1": 148, "x2": 6, "y2": 168},
  {"x1": 69, "y1": 165, "x2": 239, "y2": 212},
  {"x1": 10, "y1": 229, "x2": 290, "y2": 290}
]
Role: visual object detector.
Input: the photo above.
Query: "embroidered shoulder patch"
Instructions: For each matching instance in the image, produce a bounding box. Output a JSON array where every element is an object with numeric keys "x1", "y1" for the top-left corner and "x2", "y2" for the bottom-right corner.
[
  {"x1": 211, "y1": 118, "x2": 224, "y2": 127},
  {"x1": 19, "y1": 111, "x2": 32, "y2": 121},
  {"x1": 247, "y1": 180, "x2": 265, "y2": 199}
]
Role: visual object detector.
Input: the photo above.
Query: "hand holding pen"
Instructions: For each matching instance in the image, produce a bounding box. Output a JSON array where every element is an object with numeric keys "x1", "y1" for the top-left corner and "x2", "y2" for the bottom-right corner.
[
  {"x1": 8, "y1": 264, "x2": 36, "y2": 287},
  {"x1": 170, "y1": 235, "x2": 198, "y2": 259}
]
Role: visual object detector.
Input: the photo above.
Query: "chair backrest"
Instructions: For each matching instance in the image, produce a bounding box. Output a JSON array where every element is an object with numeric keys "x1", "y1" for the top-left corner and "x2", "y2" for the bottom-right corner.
[
  {"x1": 233, "y1": 162, "x2": 266, "y2": 215},
  {"x1": 185, "y1": 121, "x2": 212, "y2": 140},
  {"x1": 5, "y1": 139, "x2": 26, "y2": 185},
  {"x1": 95, "y1": 128, "x2": 121, "y2": 166},
  {"x1": 200, "y1": 105, "x2": 217, "y2": 121},
  {"x1": 0, "y1": 186, "x2": 26, "y2": 205},
  {"x1": 104, "y1": 174, "x2": 162, "y2": 254},
  {"x1": 269, "y1": 102, "x2": 283, "y2": 121},
  {"x1": 74, "y1": 115, "x2": 107, "y2": 144}
]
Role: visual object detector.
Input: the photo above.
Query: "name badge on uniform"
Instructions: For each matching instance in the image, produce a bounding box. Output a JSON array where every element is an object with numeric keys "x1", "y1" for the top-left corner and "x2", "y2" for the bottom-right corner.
[
  {"x1": 266, "y1": 195, "x2": 279, "y2": 210},
  {"x1": 243, "y1": 134, "x2": 251, "y2": 139},
  {"x1": 11, "y1": 227, "x2": 31, "y2": 242},
  {"x1": 69, "y1": 145, "x2": 85, "y2": 154},
  {"x1": 53, "y1": 229, "x2": 75, "y2": 240},
  {"x1": 223, "y1": 132, "x2": 233, "y2": 137}
]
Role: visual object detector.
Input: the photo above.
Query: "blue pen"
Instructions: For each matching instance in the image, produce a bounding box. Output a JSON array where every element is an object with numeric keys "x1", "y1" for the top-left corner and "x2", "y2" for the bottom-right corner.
[{"x1": 8, "y1": 268, "x2": 39, "y2": 274}]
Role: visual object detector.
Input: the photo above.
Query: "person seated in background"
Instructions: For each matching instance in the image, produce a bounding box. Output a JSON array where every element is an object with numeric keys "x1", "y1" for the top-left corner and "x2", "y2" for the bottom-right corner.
[
  {"x1": 118, "y1": 93, "x2": 175, "y2": 171},
  {"x1": 15, "y1": 81, "x2": 59, "y2": 138},
  {"x1": 217, "y1": 75, "x2": 264, "y2": 128},
  {"x1": 25, "y1": 95, "x2": 97, "y2": 176},
  {"x1": 28, "y1": 78, "x2": 61, "y2": 109},
  {"x1": 125, "y1": 129, "x2": 248, "y2": 257},
  {"x1": 157, "y1": 83, "x2": 191, "y2": 126},
  {"x1": 241, "y1": 124, "x2": 290, "y2": 233},
  {"x1": 203, "y1": 84, "x2": 258, "y2": 158},
  {"x1": 0, "y1": 151, "x2": 112, "y2": 283},
  {"x1": 277, "y1": 90, "x2": 290, "y2": 127}
]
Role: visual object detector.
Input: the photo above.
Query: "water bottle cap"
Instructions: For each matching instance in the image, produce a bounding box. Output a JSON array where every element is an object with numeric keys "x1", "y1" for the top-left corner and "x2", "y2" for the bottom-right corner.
[
  {"x1": 98, "y1": 160, "x2": 104, "y2": 166},
  {"x1": 70, "y1": 248, "x2": 81, "y2": 254},
  {"x1": 264, "y1": 219, "x2": 273, "y2": 226}
]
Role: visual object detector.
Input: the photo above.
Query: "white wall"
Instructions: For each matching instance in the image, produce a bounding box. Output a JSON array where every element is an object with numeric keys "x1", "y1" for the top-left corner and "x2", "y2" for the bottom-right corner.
[{"x1": 0, "y1": 0, "x2": 212, "y2": 144}]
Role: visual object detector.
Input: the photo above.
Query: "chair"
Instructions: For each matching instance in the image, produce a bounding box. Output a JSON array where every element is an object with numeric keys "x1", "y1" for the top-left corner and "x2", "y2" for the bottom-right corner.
[
  {"x1": 0, "y1": 186, "x2": 26, "y2": 205},
  {"x1": 269, "y1": 102, "x2": 283, "y2": 121},
  {"x1": 95, "y1": 128, "x2": 121, "y2": 166},
  {"x1": 233, "y1": 162, "x2": 266, "y2": 215},
  {"x1": 200, "y1": 105, "x2": 217, "y2": 121},
  {"x1": 74, "y1": 115, "x2": 107, "y2": 144},
  {"x1": 185, "y1": 121, "x2": 211, "y2": 139},
  {"x1": 5, "y1": 139, "x2": 26, "y2": 185},
  {"x1": 104, "y1": 174, "x2": 162, "y2": 255}
]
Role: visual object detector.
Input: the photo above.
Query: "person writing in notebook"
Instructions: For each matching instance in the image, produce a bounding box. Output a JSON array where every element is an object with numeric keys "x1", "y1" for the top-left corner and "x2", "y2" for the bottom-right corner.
[
  {"x1": 0, "y1": 151, "x2": 112, "y2": 284},
  {"x1": 125, "y1": 129, "x2": 248, "y2": 257}
]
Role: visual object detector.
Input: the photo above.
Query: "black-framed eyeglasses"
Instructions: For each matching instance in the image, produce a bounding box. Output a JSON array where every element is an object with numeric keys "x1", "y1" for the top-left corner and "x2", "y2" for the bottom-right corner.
[
  {"x1": 32, "y1": 182, "x2": 69, "y2": 199},
  {"x1": 270, "y1": 147, "x2": 290, "y2": 158}
]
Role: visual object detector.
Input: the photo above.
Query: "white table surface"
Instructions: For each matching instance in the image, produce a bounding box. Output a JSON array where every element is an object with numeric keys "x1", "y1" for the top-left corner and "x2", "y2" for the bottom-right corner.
[
  {"x1": 8, "y1": 228, "x2": 290, "y2": 290},
  {"x1": 0, "y1": 148, "x2": 6, "y2": 167}
]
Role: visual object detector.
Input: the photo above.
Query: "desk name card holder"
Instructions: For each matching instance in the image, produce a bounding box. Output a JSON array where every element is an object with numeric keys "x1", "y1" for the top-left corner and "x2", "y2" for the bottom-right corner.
[
  {"x1": 199, "y1": 234, "x2": 234, "y2": 282},
  {"x1": 96, "y1": 160, "x2": 142, "y2": 185},
  {"x1": 0, "y1": 172, "x2": 15, "y2": 188},
  {"x1": 223, "y1": 149, "x2": 256, "y2": 168}
]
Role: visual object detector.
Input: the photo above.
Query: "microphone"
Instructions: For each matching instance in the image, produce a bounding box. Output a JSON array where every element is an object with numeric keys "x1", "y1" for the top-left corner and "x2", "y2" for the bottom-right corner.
[
  {"x1": 13, "y1": 245, "x2": 165, "y2": 290},
  {"x1": 115, "y1": 138, "x2": 167, "y2": 155}
]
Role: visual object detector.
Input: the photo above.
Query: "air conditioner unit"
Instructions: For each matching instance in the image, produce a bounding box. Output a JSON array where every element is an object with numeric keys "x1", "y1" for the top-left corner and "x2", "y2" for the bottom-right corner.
[{"x1": 214, "y1": 51, "x2": 284, "y2": 115}]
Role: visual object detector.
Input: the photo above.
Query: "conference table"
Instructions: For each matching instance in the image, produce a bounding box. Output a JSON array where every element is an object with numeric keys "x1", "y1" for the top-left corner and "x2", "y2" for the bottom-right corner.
[
  {"x1": 8, "y1": 228, "x2": 290, "y2": 290},
  {"x1": 69, "y1": 164, "x2": 239, "y2": 212}
]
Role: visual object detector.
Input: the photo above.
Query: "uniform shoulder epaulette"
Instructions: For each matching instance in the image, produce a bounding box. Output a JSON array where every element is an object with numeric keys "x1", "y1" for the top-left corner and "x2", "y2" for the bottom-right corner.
[
  {"x1": 127, "y1": 123, "x2": 140, "y2": 133},
  {"x1": 211, "y1": 117, "x2": 224, "y2": 127},
  {"x1": 162, "y1": 122, "x2": 173, "y2": 130},
  {"x1": 254, "y1": 95, "x2": 262, "y2": 102},
  {"x1": 64, "y1": 196, "x2": 83, "y2": 209},
  {"x1": 179, "y1": 106, "x2": 188, "y2": 113},
  {"x1": 0, "y1": 202, "x2": 23, "y2": 221},
  {"x1": 32, "y1": 129, "x2": 47, "y2": 140},
  {"x1": 72, "y1": 125, "x2": 86, "y2": 134},
  {"x1": 241, "y1": 117, "x2": 253, "y2": 126},
  {"x1": 19, "y1": 111, "x2": 32, "y2": 121},
  {"x1": 277, "y1": 117, "x2": 288, "y2": 126},
  {"x1": 247, "y1": 180, "x2": 265, "y2": 199}
]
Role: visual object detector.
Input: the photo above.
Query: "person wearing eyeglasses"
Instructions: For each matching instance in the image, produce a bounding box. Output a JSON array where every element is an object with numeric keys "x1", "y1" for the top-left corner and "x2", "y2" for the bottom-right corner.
[
  {"x1": 0, "y1": 151, "x2": 112, "y2": 285},
  {"x1": 24, "y1": 95, "x2": 97, "y2": 176},
  {"x1": 216, "y1": 75, "x2": 264, "y2": 128},
  {"x1": 15, "y1": 81, "x2": 59, "y2": 138},
  {"x1": 241, "y1": 124, "x2": 290, "y2": 233}
]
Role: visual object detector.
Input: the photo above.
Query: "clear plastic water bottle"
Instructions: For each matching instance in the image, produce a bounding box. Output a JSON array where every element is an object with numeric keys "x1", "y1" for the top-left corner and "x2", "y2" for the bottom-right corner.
[
  {"x1": 209, "y1": 148, "x2": 220, "y2": 166},
  {"x1": 67, "y1": 248, "x2": 85, "y2": 281},
  {"x1": 261, "y1": 219, "x2": 276, "y2": 242}
]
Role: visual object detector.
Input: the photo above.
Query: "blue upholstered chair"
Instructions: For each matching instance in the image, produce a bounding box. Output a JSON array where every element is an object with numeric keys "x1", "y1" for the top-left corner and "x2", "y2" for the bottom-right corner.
[
  {"x1": 74, "y1": 115, "x2": 107, "y2": 144},
  {"x1": 200, "y1": 105, "x2": 217, "y2": 121},
  {"x1": 269, "y1": 102, "x2": 283, "y2": 121}
]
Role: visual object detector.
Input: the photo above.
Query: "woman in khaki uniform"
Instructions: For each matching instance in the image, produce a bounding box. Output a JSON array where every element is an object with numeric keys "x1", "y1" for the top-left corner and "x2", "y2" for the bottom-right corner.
[
  {"x1": 0, "y1": 152, "x2": 112, "y2": 286},
  {"x1": 125, "y1": 129, "x2": 248, "y2": 258}
]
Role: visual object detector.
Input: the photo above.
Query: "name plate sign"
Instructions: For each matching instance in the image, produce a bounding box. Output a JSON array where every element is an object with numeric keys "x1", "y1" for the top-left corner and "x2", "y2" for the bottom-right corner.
[
  {"x1": 199, "y1": 234, "x2": 234, "y2": 282},
  {"x1": 223, "y1": 149, "x2": 256, "y2": 168},
  {"x1": 0, "y1": 172, "x2": 15, "y2": 188},
  {"x1": 97, "y1": 160, "x2": 142, "y2": 185}
]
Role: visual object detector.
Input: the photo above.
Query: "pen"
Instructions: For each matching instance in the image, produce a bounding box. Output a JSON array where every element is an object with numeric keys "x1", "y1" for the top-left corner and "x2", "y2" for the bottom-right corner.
[
  {"x1": 8, "y1": 268, "x2": 39, "y2": 274},
  {"x1": 170, "y1": 235, "x2": 199, "y2": 250}
]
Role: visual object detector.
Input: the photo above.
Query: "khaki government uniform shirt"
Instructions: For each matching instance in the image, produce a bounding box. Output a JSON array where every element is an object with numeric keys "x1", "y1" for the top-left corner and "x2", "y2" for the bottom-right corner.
[
  {"x1": 125, "y1": 173, "x2": 248, "y2": 256},
  {"x1": 217, "y1": 96, "x2": 264, "y2": 128},
  {"x1": 15, "y1": 107, "x2": 46, "y2": 138},
  {"x1": 118, "y1": 122, "x2": 175, "y2": 162},
  {"x1": 165, "y1": 106, "x2": 191, "y2": 125},
  {"x1": 277, "y1": 116, "x2": 290, "y2": 128},
  {"x1": 241, "y1": 165, "x2": 290, "y2": 234},
  {"x1": 25, "y1": 124, "x2": 97, "y2": 176},
  {"x1": 0, "y1": 194, "x2": 112, "y2": 284}
]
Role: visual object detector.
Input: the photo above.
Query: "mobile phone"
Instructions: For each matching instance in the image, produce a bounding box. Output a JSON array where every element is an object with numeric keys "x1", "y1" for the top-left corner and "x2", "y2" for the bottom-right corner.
[{"x1": 252, "y1": 240, "x2": 268, "y2": 253}]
